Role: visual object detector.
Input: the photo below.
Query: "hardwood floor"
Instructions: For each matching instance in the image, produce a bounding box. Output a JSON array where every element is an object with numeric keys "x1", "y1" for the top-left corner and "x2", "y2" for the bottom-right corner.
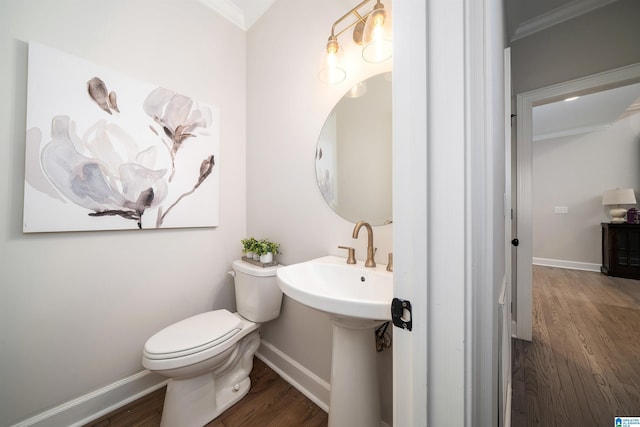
[
  {"x1": 84, "y1": 386, "x2": 165, "y2": 427},
  {"x1": 511, "y1": 266, "x2": 640, "y2": 426},
  {"x1": 206, "y1": 358, "x2": 327, "y2": 427},
  {"x1": 83, "y1": 357, "x2": 328, "y2": 427}
]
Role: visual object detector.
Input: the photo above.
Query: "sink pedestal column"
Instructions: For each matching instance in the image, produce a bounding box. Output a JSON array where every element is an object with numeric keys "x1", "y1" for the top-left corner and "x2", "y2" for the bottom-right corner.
[{"x1": 329, "y1": 316, "x2": 382, "y2": 427}]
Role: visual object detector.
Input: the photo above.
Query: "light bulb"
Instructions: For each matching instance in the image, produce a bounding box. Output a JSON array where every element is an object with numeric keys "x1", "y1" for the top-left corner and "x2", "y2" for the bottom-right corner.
[{"x1": 371, "y1": 8, "x2": 386, "y2": 27}]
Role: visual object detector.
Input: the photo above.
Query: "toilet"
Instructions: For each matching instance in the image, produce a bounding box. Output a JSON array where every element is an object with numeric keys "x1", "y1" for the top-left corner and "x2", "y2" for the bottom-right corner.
[{"x1": 142, "y1": 260, "x2": 282, "y2": 427}]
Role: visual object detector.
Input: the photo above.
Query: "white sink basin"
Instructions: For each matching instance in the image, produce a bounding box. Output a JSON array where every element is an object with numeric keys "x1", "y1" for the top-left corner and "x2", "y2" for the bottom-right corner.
[{"x1": 276, "y1": 255, "x2": 392, "y2": 321}]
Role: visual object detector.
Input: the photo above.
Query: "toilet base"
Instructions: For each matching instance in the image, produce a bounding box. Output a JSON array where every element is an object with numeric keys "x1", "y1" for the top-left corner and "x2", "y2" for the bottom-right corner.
[
  {"x1": 160, "y1": 374, "x2": 251, "y2": 427},
  {"x1": 159, "y1": 330, "x2": 261, "y2": 427}
]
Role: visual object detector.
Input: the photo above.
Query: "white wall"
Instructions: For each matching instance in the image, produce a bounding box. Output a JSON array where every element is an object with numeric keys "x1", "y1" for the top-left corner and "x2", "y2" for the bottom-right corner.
[
  {"x1": 511, "y1": 0, "x2": 640, "y2": 95},
  {"x1": 0, "y1": 0, "x2": 398, "y2": 424},
  {"x1": 0, "y1": 1, "x2": 246, "y2": 425},
  {"x1": 533, "y1": 110, "x2": 640, "y2": 265},
  {"x1": 246, "y1": 0, "x2": 393, "y2": 422}
]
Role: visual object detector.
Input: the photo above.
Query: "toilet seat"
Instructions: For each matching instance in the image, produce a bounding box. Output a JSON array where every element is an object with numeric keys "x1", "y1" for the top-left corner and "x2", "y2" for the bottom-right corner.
[{"x1": 144, "y1": 310, "x2": 242, "y2": 360}]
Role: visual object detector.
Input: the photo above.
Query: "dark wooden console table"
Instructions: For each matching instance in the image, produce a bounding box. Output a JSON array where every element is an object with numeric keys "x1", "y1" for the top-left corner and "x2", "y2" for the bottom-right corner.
[{"x1": 601, "y1": 222, "x2": 640, "y2": 279}]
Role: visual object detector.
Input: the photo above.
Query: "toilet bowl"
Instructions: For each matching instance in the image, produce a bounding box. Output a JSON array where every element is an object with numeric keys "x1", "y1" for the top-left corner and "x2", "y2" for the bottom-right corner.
[{"x1": 142, "y1": 260, "x2": 282, "y2": 427}]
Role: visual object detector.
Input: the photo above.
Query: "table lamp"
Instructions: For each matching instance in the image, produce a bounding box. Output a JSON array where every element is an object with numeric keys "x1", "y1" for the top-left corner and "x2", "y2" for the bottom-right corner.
[{"x1": 602, "y1": 188, "x2": 637, "y2": 223}]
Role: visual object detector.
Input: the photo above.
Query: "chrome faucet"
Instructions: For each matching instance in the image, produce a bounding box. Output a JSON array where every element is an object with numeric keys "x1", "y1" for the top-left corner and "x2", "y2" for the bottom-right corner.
[{"x1": 352, "y1": 220, "x2": 376, "y2": 267}]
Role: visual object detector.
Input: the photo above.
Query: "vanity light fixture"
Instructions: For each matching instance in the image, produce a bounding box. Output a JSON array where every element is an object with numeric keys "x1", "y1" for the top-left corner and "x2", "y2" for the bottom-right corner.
[{"x1": 318, "y1": 0, "x2": 392, "y2": 84}]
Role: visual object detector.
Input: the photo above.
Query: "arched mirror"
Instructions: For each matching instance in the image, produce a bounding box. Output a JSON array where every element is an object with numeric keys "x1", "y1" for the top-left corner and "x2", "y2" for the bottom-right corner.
[{"x1": 315, "y1": 72, "x2": 392, "y2": 225}]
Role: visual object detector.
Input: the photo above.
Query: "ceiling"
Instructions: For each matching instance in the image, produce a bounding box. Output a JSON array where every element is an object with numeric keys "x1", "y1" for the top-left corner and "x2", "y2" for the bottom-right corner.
[{"x1": 533, "y1": 83, "x2": 640, "y2": 141}]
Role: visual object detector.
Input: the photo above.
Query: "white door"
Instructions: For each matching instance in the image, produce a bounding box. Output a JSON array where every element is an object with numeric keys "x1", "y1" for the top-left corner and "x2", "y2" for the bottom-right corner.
[
  {"x1": 393, "y1": 1, "x2": 506, "y2": 425},
  {"x1": 393, "y1": 0, "x2": 467, "y2": 425},
  {"x1": 515, "y1": 91, "x2": 534, "y2": 342},
  {"x1": 499, "y1": 47, "x2": 513, "y2": 427},
  {"x1": 391, "y1": 0, "x2": 428, "y2": 425}
]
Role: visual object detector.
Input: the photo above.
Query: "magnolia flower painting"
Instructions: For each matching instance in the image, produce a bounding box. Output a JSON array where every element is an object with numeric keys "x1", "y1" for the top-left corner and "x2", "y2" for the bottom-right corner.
[{"x1": 24, "y1": 43, "x2": 220, "y2": 232}]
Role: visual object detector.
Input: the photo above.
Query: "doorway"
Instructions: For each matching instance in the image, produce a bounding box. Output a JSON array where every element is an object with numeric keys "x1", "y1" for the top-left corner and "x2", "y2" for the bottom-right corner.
[{"x1": 513, "y1": 62, "x2": 640, "y2": 341}]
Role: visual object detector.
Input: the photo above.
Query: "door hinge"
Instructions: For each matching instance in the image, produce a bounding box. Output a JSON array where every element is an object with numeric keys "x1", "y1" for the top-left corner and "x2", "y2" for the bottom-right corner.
[{"x1": 391, "y1": 298, "x2": 412, "y2": 331}]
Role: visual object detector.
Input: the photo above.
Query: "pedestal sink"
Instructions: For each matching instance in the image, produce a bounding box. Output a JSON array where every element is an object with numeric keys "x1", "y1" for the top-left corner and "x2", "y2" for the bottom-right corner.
[{"x1": 276, "y1": 255, "x2": 392, "y2": 427}]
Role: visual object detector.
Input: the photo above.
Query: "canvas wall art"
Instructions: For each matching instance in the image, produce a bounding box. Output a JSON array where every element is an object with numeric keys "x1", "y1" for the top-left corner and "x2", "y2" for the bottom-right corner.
[{"x1": 23, "y1": 42, "x2": 220, "y2": 232}]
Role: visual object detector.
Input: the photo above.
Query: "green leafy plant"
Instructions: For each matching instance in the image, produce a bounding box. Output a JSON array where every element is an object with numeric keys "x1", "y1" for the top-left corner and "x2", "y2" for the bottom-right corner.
[
  {"x1": 241, "y1": 237, "x2": 280, "y2": 256},
  {"x1": 241, "y1": 237, "x2": 258, "y2": 253},
  {"x1": 258, "y1": 239, "x2": 280, "y2": 255}
]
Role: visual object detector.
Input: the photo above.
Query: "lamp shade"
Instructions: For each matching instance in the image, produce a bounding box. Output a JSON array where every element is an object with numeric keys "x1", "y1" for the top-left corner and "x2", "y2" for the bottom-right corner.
[
  {"x1": 361, "y1": 3, "x2": 392, "y2": 63},
  {"x1": 318, "y1": 37, "x2": 346, "y2": 85},
  {"x1": 602, "y1": 188, "x2": 637, "y2": 205}
]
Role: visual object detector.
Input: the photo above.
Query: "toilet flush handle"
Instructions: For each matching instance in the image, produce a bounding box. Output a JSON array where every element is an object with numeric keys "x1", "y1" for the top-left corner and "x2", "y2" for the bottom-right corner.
[{"x1": 227, "y1": 271, "x2": 235, "y2": 277}]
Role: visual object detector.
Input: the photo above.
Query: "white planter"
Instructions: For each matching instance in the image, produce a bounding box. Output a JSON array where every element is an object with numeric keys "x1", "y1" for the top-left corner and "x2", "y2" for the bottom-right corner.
[
  {"x1": 252, "y1": 253, "x2": 260, "y2": 260},
  {"x1": 260, "y1": 252, "x2": 273, "y2": 263},
  {"x1": 245, "y1": 251, "x2": 254, "y2": 259}
]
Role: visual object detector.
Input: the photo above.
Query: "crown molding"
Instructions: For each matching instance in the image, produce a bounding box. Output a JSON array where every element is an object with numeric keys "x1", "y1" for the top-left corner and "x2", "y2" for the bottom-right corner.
[
  {"x1": 533, "y1": 123, "x2": 612, "y2": 142},
  {"x1": 198, "y1": 0, "x2": 246, "y2": 31},
  {"x1": 511, "y1": 0, "x2": 618, "y2": 42}
]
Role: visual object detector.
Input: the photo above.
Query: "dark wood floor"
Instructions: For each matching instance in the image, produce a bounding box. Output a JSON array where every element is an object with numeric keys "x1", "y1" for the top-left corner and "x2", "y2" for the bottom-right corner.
[
  {"x1": 84, "y1": 357, "x2": 327, "y2": 427},
  {"x1": 511, "y1": 266, "x2": 640, "y2": 426}
]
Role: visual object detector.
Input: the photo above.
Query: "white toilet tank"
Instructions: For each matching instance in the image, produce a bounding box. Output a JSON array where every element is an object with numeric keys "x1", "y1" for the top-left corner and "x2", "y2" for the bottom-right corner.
[{"x1": 232, "y1": 260, "x2": 282, "y2": 322}]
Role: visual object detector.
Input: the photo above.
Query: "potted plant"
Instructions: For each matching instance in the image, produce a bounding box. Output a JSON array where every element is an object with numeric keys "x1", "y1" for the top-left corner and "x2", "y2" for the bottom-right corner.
[
  {"x1": 241, "y1": 237, "x2": 258, "y2": 259},
  {"x1": 258, "y1": 239, "x2": 280, "y2": 263}
]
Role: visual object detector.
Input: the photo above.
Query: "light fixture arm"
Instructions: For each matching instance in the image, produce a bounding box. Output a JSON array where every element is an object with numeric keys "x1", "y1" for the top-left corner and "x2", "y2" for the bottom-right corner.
[
  {"x1": 319, "y1": 0, "x2": 389, "y2": 84},
  {"x1": 328, "y1": 0, "x2": 381, "y2": 44}
]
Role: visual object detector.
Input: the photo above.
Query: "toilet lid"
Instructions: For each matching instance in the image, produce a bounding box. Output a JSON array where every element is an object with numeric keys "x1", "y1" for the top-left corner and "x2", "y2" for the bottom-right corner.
[{"x1": 144, "y1": 310, "x2": 242, "y2": 360}]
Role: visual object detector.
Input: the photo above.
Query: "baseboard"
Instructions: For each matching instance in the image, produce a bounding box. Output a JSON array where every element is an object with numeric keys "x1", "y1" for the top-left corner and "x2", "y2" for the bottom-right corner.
[
  {"x1": 532, "y1": 257, "x2": 600, "y2": 272},
  {"x1": 11, "y1": 371, "x2": 167, "y2": 427},
  {"x1": 256, "y1": 340, "x2": 330, "y2": 412}
]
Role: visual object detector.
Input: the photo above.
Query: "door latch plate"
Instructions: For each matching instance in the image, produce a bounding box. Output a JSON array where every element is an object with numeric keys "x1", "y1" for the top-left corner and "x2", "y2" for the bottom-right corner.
[{"x1": 391, "y1": 298, "x2": 412, "y2": 331}]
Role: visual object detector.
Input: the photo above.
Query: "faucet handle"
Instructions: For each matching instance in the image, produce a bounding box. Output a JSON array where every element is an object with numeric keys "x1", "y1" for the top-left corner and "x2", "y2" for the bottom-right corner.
[
  {"x1": 338, "y1": 246, "x2": 356, "y2": 264},
  {"x1": 386, "y1": 252, "x2": 393, "y2": 272}
]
